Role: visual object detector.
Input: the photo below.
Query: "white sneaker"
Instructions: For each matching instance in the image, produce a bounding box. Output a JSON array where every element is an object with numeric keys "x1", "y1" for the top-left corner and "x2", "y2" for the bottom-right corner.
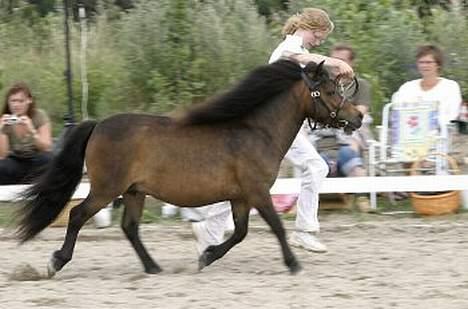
[
  {"x1": 161, "y1": 204, "x2": 179, "y2": 218},
  {"x1": 192, "y1": 221, "x2": 213, "y2": 255},
  {"x1": 289, "y1": 231, "x2": 327, "y2": 253}
]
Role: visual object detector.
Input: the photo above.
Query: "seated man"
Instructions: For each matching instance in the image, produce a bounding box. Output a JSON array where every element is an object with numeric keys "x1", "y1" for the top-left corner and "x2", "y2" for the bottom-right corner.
[
  {"x1": 309, "y1": 128, "x2": 370, "y2": 211},
  {"x1": 309, "y1": 43, "x2": 372, "y2": 211}
]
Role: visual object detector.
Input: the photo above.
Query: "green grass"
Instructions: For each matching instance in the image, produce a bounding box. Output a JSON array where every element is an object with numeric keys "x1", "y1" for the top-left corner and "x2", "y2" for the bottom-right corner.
[
  {"x1": 0, "y1": 197, "x2": 180, "y2": 228},
  {"x1": 0, "y1": 202, "x2": 17, "y2": 227},
  {"x1": 0, "y1": 195, "x2": 465, "y2": 228},
  {"x1": 111, "y1": 197, "x2": 177, "y2": 225},
  {"x1": 375, "y1": 196, "x2": 413, "y2": 212}
]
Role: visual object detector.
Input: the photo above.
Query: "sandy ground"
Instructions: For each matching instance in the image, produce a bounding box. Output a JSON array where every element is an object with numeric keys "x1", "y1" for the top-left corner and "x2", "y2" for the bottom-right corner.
[{"x1": 1, "y1": 212, "x2": 468, "y2": 309}]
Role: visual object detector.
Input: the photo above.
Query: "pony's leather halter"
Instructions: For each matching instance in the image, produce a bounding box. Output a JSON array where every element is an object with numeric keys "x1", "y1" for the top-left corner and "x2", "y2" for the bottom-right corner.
[{"x1": 300, "y1": 71, "x2": 358, "y2": 130}]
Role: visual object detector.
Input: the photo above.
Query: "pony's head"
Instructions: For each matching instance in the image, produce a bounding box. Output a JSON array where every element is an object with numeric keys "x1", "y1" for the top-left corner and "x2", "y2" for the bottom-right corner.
[{"x1": 300, "y1": 61, "x2": 362, "y2": 133}]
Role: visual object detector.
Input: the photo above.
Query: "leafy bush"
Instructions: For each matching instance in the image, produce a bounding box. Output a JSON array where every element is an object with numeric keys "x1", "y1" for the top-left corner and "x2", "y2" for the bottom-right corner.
[
  {"x1": 0, "y1": 0, "x2": 466, "y2": 134},
  {"x1": 290, "y1": 0, "x2": 427, "y2": 121},
  {"x1": 428, "y1": 5, "x2": 468, "y2": 100}
]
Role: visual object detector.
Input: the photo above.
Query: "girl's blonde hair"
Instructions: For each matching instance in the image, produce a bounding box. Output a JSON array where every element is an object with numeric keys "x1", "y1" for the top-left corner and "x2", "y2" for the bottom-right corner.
[{"x1": 282, "y1": 8, "x2": 334, "y2": 37}]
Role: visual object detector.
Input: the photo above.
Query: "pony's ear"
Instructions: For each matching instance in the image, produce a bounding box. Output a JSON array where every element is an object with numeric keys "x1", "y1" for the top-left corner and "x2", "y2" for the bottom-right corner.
[
  {"x1": 304, "y1": 60, "x2": 326, "y2": 78},
  {"x1": 315, "y1": 60, "x2": 325, "y2": 76}
]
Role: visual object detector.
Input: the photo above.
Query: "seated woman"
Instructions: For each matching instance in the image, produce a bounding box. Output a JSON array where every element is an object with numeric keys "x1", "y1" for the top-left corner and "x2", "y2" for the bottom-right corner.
[
  {"x1": 385, "y1": 45, "x2": 462, "y2": 200},
  {"x1": 0, "y1": 82, "x2": 53, "y2": 184},
  {"x1": 392, "y1": 44, "x2": 462, "y2": 134}
]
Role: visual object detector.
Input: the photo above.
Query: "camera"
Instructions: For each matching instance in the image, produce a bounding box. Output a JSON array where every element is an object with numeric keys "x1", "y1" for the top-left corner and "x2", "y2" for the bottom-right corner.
[{"x1": 5, "y1": 115, "x2": 21, "y2": 125}]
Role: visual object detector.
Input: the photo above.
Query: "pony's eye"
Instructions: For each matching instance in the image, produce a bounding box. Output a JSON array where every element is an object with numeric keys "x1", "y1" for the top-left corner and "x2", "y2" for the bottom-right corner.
[{"x1": 326, "y1": 91, "x2": 336, "y2": 96}]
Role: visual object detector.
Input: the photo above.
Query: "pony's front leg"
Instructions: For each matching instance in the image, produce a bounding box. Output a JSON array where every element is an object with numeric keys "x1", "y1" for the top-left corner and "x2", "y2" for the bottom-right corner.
[
  {"x1": 121, "y1": 191, "x2": 161, "y2": 274},
  {"x1": 254, "y1": 193, "x2": 301, "y2": 274},
  {"x1": 48, "y1": 195, "x2": 107, "y2": 278},
  {"x1": 199, "y1": 199, "x2": 250, "y2": 270}
]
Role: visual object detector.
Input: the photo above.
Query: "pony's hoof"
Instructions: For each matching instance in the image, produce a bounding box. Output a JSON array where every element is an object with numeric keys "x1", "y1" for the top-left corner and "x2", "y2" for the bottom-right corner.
[
  {"x1": 198, "y1": 246, "x2": 216, "y2": 271},
  {"x1": 145, "y1": 266, "x2": 162, "y2": 274},
  {"x1": 198, "y1": 254, "x2": 208, "y2": 271},
  {"x1": 47, "y1": 251, "x2": 68, "y2": 278},
  {"x1": 288, "y1": 261, "x2": 302, "y2": 275},
  {"x1": 47, "y1": 258, "x2": 57, "y2": 278}
]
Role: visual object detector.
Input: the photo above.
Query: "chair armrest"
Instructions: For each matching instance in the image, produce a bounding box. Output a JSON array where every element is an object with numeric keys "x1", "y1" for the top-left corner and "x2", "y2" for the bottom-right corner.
[
  {"x1": 375, "y1": 125, "x2": 383, "y2": 141},
  {"x1": 367, "y1": 140, "x2": 378, "y2": 176}
]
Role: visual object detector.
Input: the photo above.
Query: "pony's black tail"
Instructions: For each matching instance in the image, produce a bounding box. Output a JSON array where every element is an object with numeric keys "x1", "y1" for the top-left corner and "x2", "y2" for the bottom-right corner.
[{"x1": 16, "y1": 120, "x2": 98, "y2": 242}]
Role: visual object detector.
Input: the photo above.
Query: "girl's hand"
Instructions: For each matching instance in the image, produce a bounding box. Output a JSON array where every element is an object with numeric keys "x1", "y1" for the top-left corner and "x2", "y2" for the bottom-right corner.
[
  {"x1": 329, "y1": 58, "x2": 354, "y2": 79},
  {"x1": 0, "y1": 114, "x2": 12, "y2": 131},
  {"x1": 19, "y1": 115, "x2": 36, "y2": 135},
  {"x1": 289, "y1": 53, "x2": 354, "y2": 78}
]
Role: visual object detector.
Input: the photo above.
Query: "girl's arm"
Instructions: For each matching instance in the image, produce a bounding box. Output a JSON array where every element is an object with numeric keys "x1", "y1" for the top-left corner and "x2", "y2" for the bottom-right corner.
[
  {"x1": 0, "y1": 115, "x2": 11, "y2": 158},
  {"x1": 19, "y1": 115, "x2": 53, "y2": 152},
  {"x1": 289, "y1": 52, "x2": 354, "y2": 78},
  {"x1": 0, "y1": 132, "x2": 9, "y2": 159},
  {"x1": 31, "y1": 122, "x2": 53, "y2": 152}
]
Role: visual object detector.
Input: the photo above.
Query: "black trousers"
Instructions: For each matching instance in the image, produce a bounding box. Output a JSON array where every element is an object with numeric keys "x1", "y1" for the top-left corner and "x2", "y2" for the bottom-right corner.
[{"x1": 0, "y1": 153, "x2": 52, "y2": 185}]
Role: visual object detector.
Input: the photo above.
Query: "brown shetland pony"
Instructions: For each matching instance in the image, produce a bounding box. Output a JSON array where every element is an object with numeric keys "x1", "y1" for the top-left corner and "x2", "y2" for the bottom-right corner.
[{"x1": 16, "y1": 59, "x2": 362, "y2": 277}]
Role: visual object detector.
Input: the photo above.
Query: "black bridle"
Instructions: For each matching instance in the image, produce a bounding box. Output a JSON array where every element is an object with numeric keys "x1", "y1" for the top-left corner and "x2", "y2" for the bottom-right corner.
[{"x1": 300, "y1": 71, "x2": 358, "y2": 130}]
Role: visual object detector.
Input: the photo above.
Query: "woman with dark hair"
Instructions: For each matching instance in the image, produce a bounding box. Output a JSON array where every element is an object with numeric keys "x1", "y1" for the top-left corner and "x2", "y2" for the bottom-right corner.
[{"x1": 0, "y1": 82, "x2": 53, "y2": 184}]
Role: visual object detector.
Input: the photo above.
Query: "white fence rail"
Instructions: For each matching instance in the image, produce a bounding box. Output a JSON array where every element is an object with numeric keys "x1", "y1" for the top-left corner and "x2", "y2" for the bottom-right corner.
[
  {"x1": 270, "y1": 175, "x2": 468, "y2": 194},
  {"x1": 0, "y1": 183, "x2": 91, "y2": 202}
]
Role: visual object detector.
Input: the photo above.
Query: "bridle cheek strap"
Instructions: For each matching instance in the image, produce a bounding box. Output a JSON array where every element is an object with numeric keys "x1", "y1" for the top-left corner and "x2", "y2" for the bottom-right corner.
[{"x1": 301, "y1": 71, "x2": 347, "y2": 130}]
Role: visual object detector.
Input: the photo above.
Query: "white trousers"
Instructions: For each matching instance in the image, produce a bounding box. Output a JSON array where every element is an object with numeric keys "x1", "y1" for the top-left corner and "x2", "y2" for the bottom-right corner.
[
  {"x1": 284, "y1": 130, "x2": 329, "y2": 232},
  {"x1": 187, "y1": 202, "x2": 232, "y2": 245},
  {"x1": 190, "y1": 128, "x2": 329, "y2": 243}
]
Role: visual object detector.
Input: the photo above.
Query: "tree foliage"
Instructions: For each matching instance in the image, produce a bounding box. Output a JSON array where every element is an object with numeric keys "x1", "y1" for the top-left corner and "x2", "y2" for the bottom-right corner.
[
  {"x1": 0, "y1": 0, "x2": 466, "y2": 132},
  {"x1": 290, "y1": 0, "x2": 467, "y2": 119}
]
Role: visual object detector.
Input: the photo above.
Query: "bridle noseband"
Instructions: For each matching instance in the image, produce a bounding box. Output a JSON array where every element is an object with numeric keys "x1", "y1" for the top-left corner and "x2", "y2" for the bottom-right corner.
[{"x1": 300, "y1": 71, "x2": 357, "y2": 130}]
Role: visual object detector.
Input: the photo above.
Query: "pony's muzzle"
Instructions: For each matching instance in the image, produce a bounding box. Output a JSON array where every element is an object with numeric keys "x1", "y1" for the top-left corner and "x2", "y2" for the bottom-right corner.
[{"x1": 338, "y1": 119, "x2": 349, "y2": 127}]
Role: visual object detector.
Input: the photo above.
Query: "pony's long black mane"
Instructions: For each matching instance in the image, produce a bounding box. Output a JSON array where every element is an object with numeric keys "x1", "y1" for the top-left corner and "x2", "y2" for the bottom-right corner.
[{"x1": 183, "y1": 59, "x2": 307, "y2": 125}]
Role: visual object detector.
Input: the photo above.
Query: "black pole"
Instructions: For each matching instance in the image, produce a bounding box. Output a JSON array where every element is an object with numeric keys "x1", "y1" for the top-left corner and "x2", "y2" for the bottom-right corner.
[{"x1": 63, "y1": 0, "x2": 75, "y2": 126}]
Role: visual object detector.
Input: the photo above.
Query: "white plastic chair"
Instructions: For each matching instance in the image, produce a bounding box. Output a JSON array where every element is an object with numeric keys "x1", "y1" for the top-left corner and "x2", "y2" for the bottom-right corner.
[{"x1": 368, "y1": 100, "x2": 453, "y2": 208}]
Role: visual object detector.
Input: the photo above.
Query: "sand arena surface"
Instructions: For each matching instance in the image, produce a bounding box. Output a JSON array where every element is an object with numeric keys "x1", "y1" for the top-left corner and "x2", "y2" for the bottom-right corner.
[{"x1": 1, "y1": 212, "x2": 468, "y2": 309}]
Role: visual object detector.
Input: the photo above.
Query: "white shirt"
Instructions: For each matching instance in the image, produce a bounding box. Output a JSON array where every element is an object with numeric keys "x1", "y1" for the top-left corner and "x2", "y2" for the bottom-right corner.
[
  {"x1": 268, "y1": 35, "x2": 313, "y2": 138},
  {"x1": 393, "y1": 78, "x2": 462, "y2": 126},
  {"x1": 268, "y1": 35, "x2": 307, "y2": 64}
]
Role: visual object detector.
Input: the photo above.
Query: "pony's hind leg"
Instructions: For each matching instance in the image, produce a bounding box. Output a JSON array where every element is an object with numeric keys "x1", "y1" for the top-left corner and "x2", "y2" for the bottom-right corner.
[
  {"x1": 121, "y1": 191, "x2": 161, "y2": 274},
  {"x1": 254, "y1": 194, "x2": 301, "y2": 274},
  {"x1": 199, "y1": 199, "x2": 250, "y2": 270},
  {"x1": 48, "y1": 194, "x2": 111, "y2": 278}
]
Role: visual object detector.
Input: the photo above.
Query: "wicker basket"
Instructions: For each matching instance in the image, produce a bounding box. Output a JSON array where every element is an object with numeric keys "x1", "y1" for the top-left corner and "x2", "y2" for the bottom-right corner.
[
  {"x1": 49, "y1": 199, "x2": 83, "y2": 227},
  {"x1": 410, "y1": 153, "x2": 460, "y2": 216}
]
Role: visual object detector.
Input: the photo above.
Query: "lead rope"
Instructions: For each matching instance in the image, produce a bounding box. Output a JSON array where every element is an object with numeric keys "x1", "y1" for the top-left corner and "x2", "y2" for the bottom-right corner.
[
  {"x1": 307, "y1": 92, "x2": 319, "y2": 131},
  {"x1": 307, "y1": 117, "x2": 316, "y2": 131},
  {"x1": 301, "y1": 71, "x2": 320, "y2": 131}
]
